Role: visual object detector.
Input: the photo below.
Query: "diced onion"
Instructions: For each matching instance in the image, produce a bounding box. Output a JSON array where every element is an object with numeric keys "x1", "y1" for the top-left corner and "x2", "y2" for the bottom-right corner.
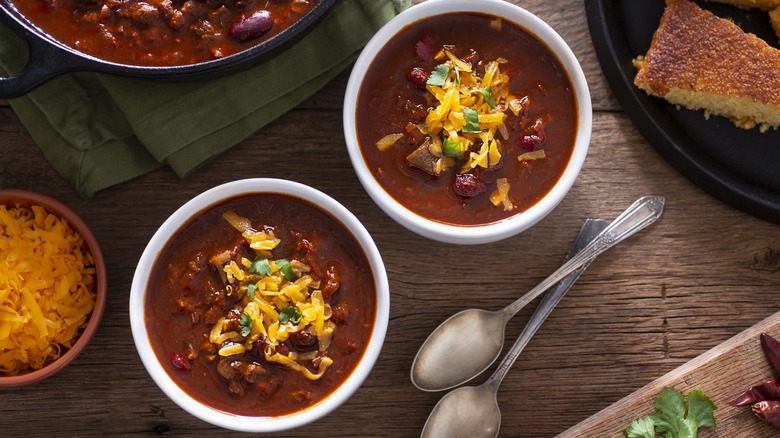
[
  {"x1": 376, "y1": 133, "x2": 404, "y2": 151},
  {"x1": 518, "y1": 149, "x2": 547, "y2": 162}
]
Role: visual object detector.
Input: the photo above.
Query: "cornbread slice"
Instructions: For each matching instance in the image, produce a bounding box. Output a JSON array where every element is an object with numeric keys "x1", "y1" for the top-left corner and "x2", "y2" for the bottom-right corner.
[
  {"x1": 705, "y1": 0, "x2": 780, "y2": 10},
  {"x1": 634, "y1": 0, "x2": 780, "y2": 132},
  {"x1": 770, "y1": 6, "x2": 780, "y2": 41}
]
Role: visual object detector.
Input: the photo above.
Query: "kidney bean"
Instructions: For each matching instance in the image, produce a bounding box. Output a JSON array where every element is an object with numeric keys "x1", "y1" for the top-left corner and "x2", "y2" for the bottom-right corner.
[
  {"x1": 171, "y1": 352, "x2": 192, "y2": 371},
  {"x1": 408, "y1": 68, "x2": 429, "y2": 90},
  {"x1": 453, "y1": 173, "x2": 487, "y2": 198},
  {"x1": 228, "y1": 10, "x2": 274, "y2": 42},
  {"x1": 414, "y1": 36, "x2": 434, "y2": 63},
  {"x1": 518, "y1": 134, "x2": 542, "y2": 152}
]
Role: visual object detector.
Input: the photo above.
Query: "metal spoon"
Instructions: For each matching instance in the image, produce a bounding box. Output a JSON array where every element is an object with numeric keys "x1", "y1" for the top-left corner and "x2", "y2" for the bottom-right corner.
[
  {"x1": 419, "y1": 218, "x2": 606, "y2": 438},
  {"x1": 410, "y1": 195, "x2": 665, "y2": 392}
]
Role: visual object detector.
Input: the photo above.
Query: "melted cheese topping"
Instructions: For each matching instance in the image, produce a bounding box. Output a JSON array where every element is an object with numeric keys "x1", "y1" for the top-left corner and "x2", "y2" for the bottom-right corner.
[{"x1": 0, "y1": 204, "x2": 96, "y2": 374}]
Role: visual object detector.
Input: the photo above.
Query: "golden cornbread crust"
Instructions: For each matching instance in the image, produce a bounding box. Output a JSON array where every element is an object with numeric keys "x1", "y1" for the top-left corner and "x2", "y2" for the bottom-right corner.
[
  {"x1": 634, "y1": 0, "x2": 780, "y2": 131},
  {"x1": 770, "y1": 6, "x2": 780, "y2": 41}
]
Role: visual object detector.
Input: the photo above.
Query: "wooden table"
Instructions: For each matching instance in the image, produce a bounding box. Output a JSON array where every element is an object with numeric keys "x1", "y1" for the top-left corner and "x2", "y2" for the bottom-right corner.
[{"x1": 1, "y1": 0, "x2": 779, "y2": 436}]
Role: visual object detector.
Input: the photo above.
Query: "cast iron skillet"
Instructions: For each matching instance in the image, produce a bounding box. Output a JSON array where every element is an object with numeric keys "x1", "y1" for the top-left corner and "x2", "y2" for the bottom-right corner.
[{"x1": 0, "y1": 0, "x2": 337, "y2": 98}]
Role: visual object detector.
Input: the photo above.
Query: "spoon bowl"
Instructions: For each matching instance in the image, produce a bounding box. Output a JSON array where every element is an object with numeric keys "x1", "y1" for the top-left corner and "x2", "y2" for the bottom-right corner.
[
  {"x1": 421, "y1": 385, "x2": 501, "y2": 438},
  {"x1": 411, "y1": 309, "x2": 506, "y2": 392}
]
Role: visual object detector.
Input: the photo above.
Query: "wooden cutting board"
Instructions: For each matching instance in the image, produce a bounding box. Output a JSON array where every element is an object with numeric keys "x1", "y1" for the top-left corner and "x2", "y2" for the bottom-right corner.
[{"x1": 558, "y1": 311, "x2": 780, "y2": 437}]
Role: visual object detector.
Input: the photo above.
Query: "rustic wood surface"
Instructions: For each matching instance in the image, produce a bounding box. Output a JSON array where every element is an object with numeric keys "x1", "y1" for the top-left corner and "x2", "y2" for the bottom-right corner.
[
  {"x1": 561, "y1": 311, "x2": 780, "y2": 437},
  {"x1": 1, "y1": 0, "x2": 779, "y2": 436}
]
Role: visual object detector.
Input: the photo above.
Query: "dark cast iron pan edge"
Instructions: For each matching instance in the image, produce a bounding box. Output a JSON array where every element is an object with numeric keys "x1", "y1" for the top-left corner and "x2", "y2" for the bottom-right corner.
[
  {"x1": 585, "y1": 0, "x2": 780, "y2": 224},
  {"x1": 0, "y1": 0, "x2": 337, "y2": 98}
]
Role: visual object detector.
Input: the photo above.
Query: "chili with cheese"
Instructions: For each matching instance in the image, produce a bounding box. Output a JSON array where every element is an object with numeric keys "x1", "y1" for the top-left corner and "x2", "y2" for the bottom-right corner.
[
  {"x1": 144, "y1": 193, "x2": 376, "y2": 416},
  {"x1": 356, "y1": 12, "x2": 578, "y2": 226}
]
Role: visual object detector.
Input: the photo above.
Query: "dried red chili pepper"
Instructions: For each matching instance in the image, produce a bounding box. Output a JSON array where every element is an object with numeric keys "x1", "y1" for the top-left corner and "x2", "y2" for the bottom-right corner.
[
  {"x1": 753, "y1": 400, "x2": 780, "y2": 428},
  {"x1": 762, "y1": 333, "x2": 780, "y2": 375},
  {"x1": 730, "y1": 378, "x2": 780, "y2": 406}
]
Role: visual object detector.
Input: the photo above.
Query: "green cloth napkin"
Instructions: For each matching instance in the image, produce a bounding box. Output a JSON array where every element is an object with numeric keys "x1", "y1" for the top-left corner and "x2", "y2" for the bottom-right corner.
[{"x1": 0, "y1": 0, "x2": 410, "y2": 198}]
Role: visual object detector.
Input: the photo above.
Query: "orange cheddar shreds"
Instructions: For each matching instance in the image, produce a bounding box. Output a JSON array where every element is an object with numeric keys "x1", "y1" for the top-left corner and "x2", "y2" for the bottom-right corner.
[{"x1": 0, "y1": 204, "x2": 96, "y2": 375}]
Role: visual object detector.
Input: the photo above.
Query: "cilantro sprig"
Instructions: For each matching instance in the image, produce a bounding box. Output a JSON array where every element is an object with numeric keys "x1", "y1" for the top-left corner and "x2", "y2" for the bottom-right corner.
[
  {"x1": 623, "y1": 387, "x2": 717, "y2": 438},
  {"x1": 462, "y1": 107, "x2": 481, "y2": 133},
  {"x1": 239, "y1": 313, "x2": 254, "y2": 337},
  {"x1": 426, "y1": 64, "x2": 449, "y2": 86},
  {"x1": 279, "y1": 306, "x2": 302, "y2": 325}
]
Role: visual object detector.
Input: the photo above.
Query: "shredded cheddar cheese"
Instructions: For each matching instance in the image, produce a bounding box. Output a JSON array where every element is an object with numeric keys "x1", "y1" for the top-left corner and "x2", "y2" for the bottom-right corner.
[
  {"x1": 209, "y1": 212, "x2": 335, "y2": 381},
  {"x1": 0, "y1": 204, "x2": 96, "y2": 374},
  {"x1": 490, "y1": 178, "x2": 514, "y2": 211}
]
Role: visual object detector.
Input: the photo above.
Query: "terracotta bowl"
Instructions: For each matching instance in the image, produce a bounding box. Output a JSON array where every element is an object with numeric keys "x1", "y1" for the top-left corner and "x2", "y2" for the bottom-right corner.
[{"x1": 0, "y1": 189, "x2": 107, "y2": 386}]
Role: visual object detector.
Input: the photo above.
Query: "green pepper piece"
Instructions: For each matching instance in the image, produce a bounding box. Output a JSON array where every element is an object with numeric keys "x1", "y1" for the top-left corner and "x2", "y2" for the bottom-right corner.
[{"x1": 442, "y1": 139, "x2": 462, "y2": 157}]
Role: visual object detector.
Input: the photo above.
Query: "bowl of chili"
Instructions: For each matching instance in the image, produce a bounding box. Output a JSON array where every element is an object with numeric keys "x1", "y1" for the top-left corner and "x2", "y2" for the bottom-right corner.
[
  {"x1": 343, "y1": 0, "x2": 591, "y2": 244},
  {"x1": 129, "y1": 178, "x2": 389, "y2": 432},
  {"x1": 0, "y1": 189, "x2": 107, "y2": 386},
  {"x1": 0, "y1": 0, "x2": 336, "y2": 97}
]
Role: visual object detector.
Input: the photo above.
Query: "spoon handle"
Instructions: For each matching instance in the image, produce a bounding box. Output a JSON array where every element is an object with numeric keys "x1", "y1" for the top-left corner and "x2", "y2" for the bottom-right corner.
[
  {"x1": 501, "y1": 195, "x2": 664, "y2": 320},
  {"x1": 485, "y1": 218, "x2": 607, "y2": 390}
]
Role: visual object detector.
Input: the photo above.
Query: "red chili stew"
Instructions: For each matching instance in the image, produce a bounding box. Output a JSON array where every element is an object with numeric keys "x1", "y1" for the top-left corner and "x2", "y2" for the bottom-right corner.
[
  {"x1": 10, "y1": 0, "x2": 320, "y2": 65},
  {"x1": 145, "y1": 193, "x2": 376, "y2": 417},
  {"x1": 356, "y1": 12, "x2": 578, "y2": 226}
]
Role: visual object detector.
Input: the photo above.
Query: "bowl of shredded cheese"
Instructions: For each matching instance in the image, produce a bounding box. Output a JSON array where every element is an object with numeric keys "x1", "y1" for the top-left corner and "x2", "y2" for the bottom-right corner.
[{"x1": 0, "y1": 190, "x2": 107, "y2": 386}]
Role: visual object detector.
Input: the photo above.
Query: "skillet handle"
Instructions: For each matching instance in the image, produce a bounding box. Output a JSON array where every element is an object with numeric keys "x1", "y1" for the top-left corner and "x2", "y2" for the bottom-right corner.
[{"x1": 0, "y1": 16, "x2": 81, "y2": 98}]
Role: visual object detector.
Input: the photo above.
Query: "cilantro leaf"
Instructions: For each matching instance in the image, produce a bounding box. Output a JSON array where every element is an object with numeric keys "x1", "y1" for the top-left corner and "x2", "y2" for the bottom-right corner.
[
  {"x1": 276, "y1": 258, "x2": 297, "y2": 281},
  {"x1": 239, "y1": 313, "x2": 253, "y2": 337},
  {"x1": 427, "y1": 64, "x2": 449, "y2": 86},
  {"x1": 248, "y1": 258, "x2": 272, "y2": 276},
  {"x1": 687, "y1": 390, "x2": 717, "y2": 429},
  {"x1": 623, "y1": 416, "x2": 655, "y2": 438},
  {"x1": 649, "y1": 387, "x2": 688, "y2": 437},
  {"x1": 479, "y1": 86, "x2": 497, "y2": 108},
  {"x1": 246, "y1": 283, "x2": 256, "y2": 300},
  {"x1": 279, "y1": 306, "x2": 302, "y2": 325},
  {"x1": 462, "y1": 107, "x2": 481, "y2": 133},
  {"x1": 622, "y1": 388, "x2": 717, "y2": 438}
]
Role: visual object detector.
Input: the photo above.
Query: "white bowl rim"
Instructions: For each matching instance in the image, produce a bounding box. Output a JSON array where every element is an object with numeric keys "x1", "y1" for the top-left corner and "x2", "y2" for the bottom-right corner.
[
  {"x1": 129, "y1": 178, "x2": 389, "y2": 432},
  {"x1": 343, "y1": 0, "x2": 592, "y2": 245}
]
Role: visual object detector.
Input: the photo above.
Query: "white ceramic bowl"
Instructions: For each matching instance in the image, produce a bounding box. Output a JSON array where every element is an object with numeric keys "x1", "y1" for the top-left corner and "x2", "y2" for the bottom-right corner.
[
  {"x1": 343, "y1": 0, "x2": 591, "y2": 245},
  {"x1": 129, "y1": 178, "x2": 389, "y2": 432}
]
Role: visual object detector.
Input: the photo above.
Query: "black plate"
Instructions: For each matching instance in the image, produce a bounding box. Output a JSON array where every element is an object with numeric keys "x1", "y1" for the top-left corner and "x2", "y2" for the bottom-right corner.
[{"x1": 586, "y1": 0, "x2": 780, "y2": 223}]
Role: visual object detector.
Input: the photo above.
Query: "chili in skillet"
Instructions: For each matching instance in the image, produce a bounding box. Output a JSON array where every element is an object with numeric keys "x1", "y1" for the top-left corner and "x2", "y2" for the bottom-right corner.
[{"x1": 9, "y1": 0, "x2": 321, "y2": 65}]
